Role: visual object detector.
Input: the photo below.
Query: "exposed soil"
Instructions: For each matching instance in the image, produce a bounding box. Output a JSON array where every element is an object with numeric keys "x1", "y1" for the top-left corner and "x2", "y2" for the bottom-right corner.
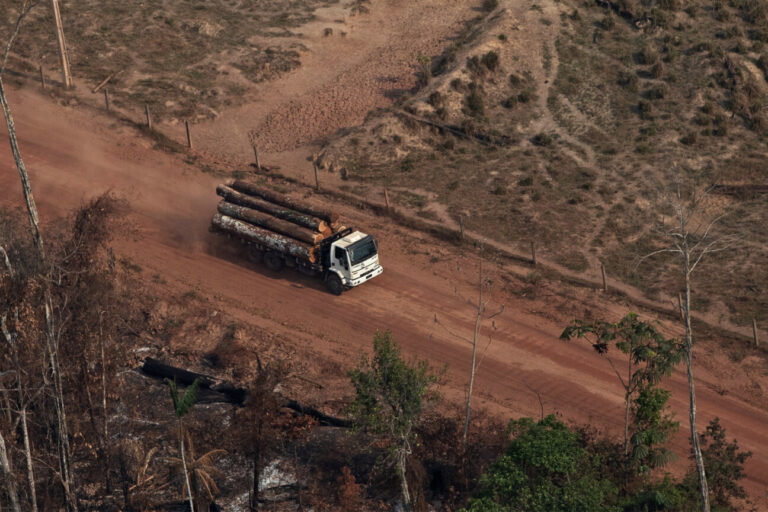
[{"x1": 2, "y1": 84, "x2": 767, "y2": 507}]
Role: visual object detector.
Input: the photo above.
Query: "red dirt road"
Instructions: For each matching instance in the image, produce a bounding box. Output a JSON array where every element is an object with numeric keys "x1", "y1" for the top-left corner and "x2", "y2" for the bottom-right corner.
[{"x1": 2, "y1": 88, "x2": 767, "y2": 504}]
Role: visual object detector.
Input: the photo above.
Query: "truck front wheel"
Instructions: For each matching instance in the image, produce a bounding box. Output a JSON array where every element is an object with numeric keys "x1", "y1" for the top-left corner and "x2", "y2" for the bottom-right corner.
[
  {"x1": 326, "y1": 274, "x2": 343, "y2": 295},
  {"x1": 264, "y1": 253, "x2": 283, "y2": 272}
]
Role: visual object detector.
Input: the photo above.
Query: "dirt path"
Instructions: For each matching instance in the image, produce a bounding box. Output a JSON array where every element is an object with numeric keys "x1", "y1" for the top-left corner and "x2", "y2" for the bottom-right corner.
[
  {"x1": 161, "y1": 0, "x2": 477, "y2": 167},
  {"x1": 2, "y1": 86, "x2": 767, "y2": 505}
]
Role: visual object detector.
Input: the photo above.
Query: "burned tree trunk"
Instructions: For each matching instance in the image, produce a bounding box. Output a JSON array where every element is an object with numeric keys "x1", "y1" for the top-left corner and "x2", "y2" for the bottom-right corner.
[
  {"x1": 216, "y1": 186, "x2": 330, "y2": 234},
  {"x1": 217, "y1": 201, "x2": 325, "y2": 245},
  {"x1": 229, "y1": 180, "x2": 339, "y2": 225}
]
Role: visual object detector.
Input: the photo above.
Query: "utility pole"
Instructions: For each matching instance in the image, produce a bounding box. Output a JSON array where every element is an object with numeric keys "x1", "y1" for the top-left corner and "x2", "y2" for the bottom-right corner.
[{"x1": 51, "y1": 0, "x2": 72, "y2": 88}]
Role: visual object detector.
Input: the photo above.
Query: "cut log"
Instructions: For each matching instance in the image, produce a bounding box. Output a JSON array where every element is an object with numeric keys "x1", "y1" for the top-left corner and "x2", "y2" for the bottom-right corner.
[
  {"x1": 141, "y1": 358, "x2": 246, "y2": 405},
  {"x1": 282, "y1": 400, "x2": 352, "y2": 428},
  {"x1": 229, "y1": 180, "x2": 339, "y2": 225},
  {"x1": 217, "y1": 201, "x2": 325, "y2": 245},
  {"x1": 216, "y1": 185, "x2": 330, "y2": 234},
  {"x1": 212, "y1": 214, "x2": 317, "y2": 263}
]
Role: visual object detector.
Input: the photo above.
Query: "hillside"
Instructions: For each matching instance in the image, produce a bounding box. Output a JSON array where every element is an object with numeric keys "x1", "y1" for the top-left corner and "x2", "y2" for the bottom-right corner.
[{"x1": 317, "y1": 0, "x2": 768, "y2": 329}]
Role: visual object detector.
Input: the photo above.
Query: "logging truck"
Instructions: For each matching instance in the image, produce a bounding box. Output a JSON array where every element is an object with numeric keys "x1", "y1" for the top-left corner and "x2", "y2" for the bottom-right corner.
[{"x1": 210, "y1": 180, "x2": 383, "y2": 295}]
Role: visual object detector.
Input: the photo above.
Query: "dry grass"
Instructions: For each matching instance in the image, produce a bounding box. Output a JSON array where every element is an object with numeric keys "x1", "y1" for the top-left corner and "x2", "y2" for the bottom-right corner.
[
  {"x1": 318, "y1": 0, "x2": 768, "y2": 326},
  {"x1": 4, "y1": 0, "x2": 335, "y2": 120}
]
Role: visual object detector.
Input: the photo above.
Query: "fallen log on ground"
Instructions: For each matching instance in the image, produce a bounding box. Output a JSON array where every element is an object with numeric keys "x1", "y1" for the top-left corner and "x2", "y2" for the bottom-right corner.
[
  {"x1": 217, "y1": 201, "x2": 325, "y2": 245},
  {"x1": 282, "y1": 400, "x2": 352, "y2": 428},
  {"x1": 211, "y1": 213, "x2": 317, "y2": 263},
  {"x1": 229, "y1": 179, "x2": 339, "y2": 225},
  {"x1": 141, "y1": 358, "x2": 246, "y2": 405},
  {"x1": 711, "y1": 183, "x2": 768, "y2": 199},
  {"x1": 217, "y1": 185, "x2": 330, "y2": 234}
]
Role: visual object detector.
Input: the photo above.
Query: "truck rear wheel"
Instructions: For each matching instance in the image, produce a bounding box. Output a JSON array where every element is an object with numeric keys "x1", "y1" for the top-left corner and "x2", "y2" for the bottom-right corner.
[
  {"x1": 326, "y1": 274, "x2": 343, "y2": 296},
  {"x1": 247, "y1": 246, "x2": 263, "y2": 264},
  {"x1": 264, "y1": 253, "x2": 283, "y2": 272}
]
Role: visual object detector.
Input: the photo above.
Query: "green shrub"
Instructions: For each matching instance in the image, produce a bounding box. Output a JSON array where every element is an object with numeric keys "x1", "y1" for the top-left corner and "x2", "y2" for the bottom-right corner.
[
  {"x1": 532, "y1": 132, "x2": 553, "y2": 146},
  {"x1": 650, "y1": 61, "x2": 664, "y2": 78},
  {"x1": 482, "y1": 0, "x2": 498, "y2": 12},
  {"x1": 637, "y1": 46, "x2": 659, "y2": 65},
  {"x1": 501, "y1": 95, "x2": 518, "y2": 108},
  {"x1": 517, "y1": 176, "x2": 534, "y2": 186},
  {"x1": 482, "y1": 51, "x2": 500, "y2": 72},
  {"x1": 466, "y1": 89, "x2": 485, "y2": 116},
  {"x1": 638, "y1": 100, "x2": 653, "y2": 119},
  {"x1": 680, "y1": 131, "x2": 698, "y2": 145},
  {"x1": 618, "y1": 70, "x2": 639, "y2": 91},
  {"x1": 517, "y1": 88, "x2": 537, "y2": 103},
  {"x1": 428, "y1": 91, "x2": 444, "y2": 107}
]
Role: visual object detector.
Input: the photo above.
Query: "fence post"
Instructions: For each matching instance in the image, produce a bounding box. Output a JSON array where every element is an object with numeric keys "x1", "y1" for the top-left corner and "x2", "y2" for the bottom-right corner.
[
  {"x1": 530, "y1": 241, "x2": 536, "y2": 266},
  {"x1": 104, "y1": 89, "x2": 110, "y2": 112},
  {"x1": 754, "y1": 318, "x2": 760, "y2": 347},
  {"x1": 600, "y1": 263, "x2": 607, "y2": 292},
  {"x1": 145, "y1": 105, "x2": 152, "y2": 130},
  {"x1": 39, "y1": 64, "x2": 46, "y2": 90},
  {"x1": 459, "y1": 216, "x2": 464, "y2": 239},
  {"x1": 313, "y1": 164, "x2": 320, "y2": 191},
  {"x1": 253, "y1": 145, "x2": 261, "y2": 171},
  {"x1": 384, "y1": 188, "x2": 391, "y2": 210},
  {"x1": 185, "y1": 121, "x2": 192, "y2": 149}
]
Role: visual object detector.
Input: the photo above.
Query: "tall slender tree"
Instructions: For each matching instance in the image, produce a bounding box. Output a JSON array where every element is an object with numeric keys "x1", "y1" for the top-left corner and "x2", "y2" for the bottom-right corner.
[
  {"x1": 167, "y1": 378, "x2": 199, "y2": 512},
  {"x1": 638, "y1": 183, "x2": 732, "y2": 512},
  {"x1": 347, "y1": 331, "x2": 440, "y2": 510},
  {"x1": 2, "y1": 3, "x2": 77, "y2": 509},
  {"x1": 561, "y1": 312, "x2": 681, "y2": 454}
]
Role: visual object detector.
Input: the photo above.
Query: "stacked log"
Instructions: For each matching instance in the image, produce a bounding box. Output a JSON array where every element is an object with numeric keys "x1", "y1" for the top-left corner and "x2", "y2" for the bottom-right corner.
[
  {"x1": 211, "y1": 213, "x2": 317, "y2": 263},
  {"x1": 212, "y1": 180, "x2": 347, "y2": 264},
  {"x1": 217, "y1": 201, "x2": 325, "y2": 245},
  {"x1": 229, "y1": 180, "x2": 340, "y2": 226},
  {"x1": 216, "y1": 185, "x2": 330, "y2": 234}
]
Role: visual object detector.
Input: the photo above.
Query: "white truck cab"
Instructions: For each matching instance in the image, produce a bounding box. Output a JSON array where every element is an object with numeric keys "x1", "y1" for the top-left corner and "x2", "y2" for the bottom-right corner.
[{"x1": 326, "y1": 231, "x2": 383, "y2": 294}]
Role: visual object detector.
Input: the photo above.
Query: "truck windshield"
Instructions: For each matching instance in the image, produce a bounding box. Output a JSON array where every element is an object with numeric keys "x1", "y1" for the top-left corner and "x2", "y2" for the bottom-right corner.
[{"x1": 349, "y1": 237, "x2": 377, "y2": 265}]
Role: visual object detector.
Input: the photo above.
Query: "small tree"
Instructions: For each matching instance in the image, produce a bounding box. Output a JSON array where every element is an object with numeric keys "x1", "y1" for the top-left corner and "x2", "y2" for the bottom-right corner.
[
  {"x1": 167, "y1": 378, "x2": 199, "y2": 512},
  {"x1": 560, "y1": 312, "x2": 681, "y2": 454},
  {"x1": 684, "y1": 418, "x2": 752, "y2": 510},
  {"x1": 347, "y1": 331, "x2": 440, "y2": 510},
  {"x1": 434, "y1": 260, "x2": 503, "y2": 448},
  {"x1": 629, "y1": 386, "x2": 679, "y2": 474},
  {"x1": 461, "y1": 415, "x2": 619, "y2": 511}
]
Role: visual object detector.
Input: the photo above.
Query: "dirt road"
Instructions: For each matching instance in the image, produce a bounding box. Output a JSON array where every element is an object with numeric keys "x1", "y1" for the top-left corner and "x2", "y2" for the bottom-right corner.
[{"x1": 2, "y1": 86, "x2": 767, "y2": 504}]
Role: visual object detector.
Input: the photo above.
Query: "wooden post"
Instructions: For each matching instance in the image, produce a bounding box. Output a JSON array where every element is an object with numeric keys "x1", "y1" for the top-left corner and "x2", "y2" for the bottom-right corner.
[
  {"x1": 185, "y1": 121, "x2": 192, "y2": 148},
  {"x1": 459, "y1": 216, "x2": 464, "y2": 239},
  {"x1": 600, "y1": 263, "x2": 607, "y2": 292},
  {"x1": 51, "y1": 0, "x2": 72, "y2": 88},
  {"x1": 313, "y1": 164, "x2": 320, "y2": 191},
  {"x1": 103, "y1": 89, "x2": 109, "y2": 112},
  {"x1": 678, "y1": 292, "x2": 684, "y2": 321},
  {"x1": 145, "y1": 105, "x2": 152, "y2": 130},
  {"x1": 530, "y1": 241, "x2": 536, "y2": 266},
  {"x1": 39, "y1": 64, "x2": 46, "y2": 90},
  {"x1": 253, "y1": 145, "x2": 261, "y2": 171},
  {"x1": 384, "y1": 188, "x2": 391, "y2": 210},
  {"x1": 754, "y1": 318, "x2": 759, "y2": 347}
]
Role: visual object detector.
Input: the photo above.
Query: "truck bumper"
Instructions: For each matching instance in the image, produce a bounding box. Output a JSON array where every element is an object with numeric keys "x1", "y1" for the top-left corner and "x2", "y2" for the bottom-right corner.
[{"x1": 347, "y1": 265, "x2": 383, "y2": 287}]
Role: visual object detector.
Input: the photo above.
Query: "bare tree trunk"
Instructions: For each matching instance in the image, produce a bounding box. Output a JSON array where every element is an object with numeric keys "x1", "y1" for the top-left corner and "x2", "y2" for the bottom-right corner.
[
  {"x1": 462, "y1": 304, "x2": 481, "y2": 447},
  {"x1": 683, "y1": 254, "x2": 710, "y2": 512},
  {"x1": 179, "y1": 421, "x2": 195, "y2": 512},
  {"x1": 20, "y1": 407, "x2": 38, "y2": 512},
  {"x1": 462, "y1": 265, "x2": 484, "y2": 447},
  {"x1": 100, "y1": 332, "x2": 110, "y2": 493},
  {"x1": 0, "y1": 428, "x2": 21, "y2": 512},
  {"x1": 397, "y1": 446, "x2": 411, "y2": 511},
  {"x1": 623, "y1": 355, "x2": 632, "y2": 455},
  {"x1": 1, "y1": 76, "x2": 77, "y2": 512}
]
